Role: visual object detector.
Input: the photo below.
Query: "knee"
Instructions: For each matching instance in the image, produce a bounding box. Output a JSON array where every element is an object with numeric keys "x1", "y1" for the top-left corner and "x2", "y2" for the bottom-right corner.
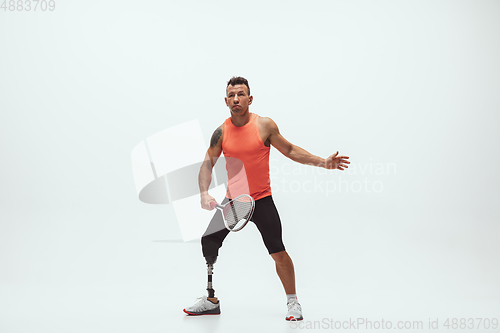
[{"x1": 270, "y1": 250, "x2": 288, "y2": 263}]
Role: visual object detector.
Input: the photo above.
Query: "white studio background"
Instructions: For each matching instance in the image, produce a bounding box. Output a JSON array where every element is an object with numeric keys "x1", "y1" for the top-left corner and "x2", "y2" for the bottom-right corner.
[{"x1": 1, "y1": 1, "x2": 499, "y2": 332}]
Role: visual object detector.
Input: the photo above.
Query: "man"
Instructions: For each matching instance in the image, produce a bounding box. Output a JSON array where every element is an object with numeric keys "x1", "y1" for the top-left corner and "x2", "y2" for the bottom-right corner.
[{"x1": 183, "y1": 77, "x2": 350, "y2": 321}]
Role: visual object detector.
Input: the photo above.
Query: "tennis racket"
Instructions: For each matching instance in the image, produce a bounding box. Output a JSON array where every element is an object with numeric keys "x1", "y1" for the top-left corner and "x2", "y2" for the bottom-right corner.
[{"x1": 210, "y1": 194, "x2": 255, "y2": 232}]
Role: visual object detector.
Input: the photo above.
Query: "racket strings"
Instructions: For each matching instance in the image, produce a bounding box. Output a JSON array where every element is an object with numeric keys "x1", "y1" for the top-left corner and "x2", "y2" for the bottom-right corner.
[{"x1": 224, "y1": 199, "x2": 253, "y2": 229}]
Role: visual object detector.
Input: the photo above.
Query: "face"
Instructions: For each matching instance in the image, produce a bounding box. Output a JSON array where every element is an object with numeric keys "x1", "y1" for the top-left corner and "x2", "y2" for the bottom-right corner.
[{"x1": 225, "y1": 84, "x2": 253, "y2": 114}]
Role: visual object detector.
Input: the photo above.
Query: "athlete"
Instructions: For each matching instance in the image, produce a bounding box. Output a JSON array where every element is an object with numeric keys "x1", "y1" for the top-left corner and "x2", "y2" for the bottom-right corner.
[{"x1": 183, "y1": 77, "x2": 350, "y2": 321}]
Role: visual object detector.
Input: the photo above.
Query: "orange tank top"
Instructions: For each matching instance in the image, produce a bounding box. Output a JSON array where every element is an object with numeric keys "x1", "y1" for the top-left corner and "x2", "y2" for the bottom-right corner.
[{"x1": 222, "y1": 113, "x2": 272, "y2": 200}]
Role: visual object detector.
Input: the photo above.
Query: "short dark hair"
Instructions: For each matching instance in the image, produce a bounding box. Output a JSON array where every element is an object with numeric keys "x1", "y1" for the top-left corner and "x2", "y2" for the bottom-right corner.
[{"x1": 226, "y1": 76, "x2": 250, "y2": 95}]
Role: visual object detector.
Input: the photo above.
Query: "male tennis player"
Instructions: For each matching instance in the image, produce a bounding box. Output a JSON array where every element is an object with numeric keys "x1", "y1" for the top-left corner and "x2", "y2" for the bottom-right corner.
[{"x1": 183, "y1": 77, "x2": 350, "y2": 321}]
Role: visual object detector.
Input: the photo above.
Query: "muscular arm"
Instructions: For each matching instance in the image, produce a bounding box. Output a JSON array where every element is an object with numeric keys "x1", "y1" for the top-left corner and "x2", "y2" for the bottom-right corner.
[
  {"x1": 262, "y1": 117, "x2": 349, "y2": 170},
  {"x1": 198, "y1": 125, "x2": 223, "y2": 209}
]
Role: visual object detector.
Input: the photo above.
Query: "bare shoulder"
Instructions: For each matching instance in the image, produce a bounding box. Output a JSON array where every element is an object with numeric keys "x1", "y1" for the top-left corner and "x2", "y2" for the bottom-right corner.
[
  {"x1": 210, "y1": 123, "x2": 224, "y2": 148},
  {"x1": 258, "y1": 116, "x2": 279, "y2": 133}
]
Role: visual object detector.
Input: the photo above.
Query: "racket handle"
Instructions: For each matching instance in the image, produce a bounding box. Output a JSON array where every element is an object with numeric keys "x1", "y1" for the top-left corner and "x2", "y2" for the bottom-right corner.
[{"x1": 210, "y1": 201, "x2": 217, "y2": 209}]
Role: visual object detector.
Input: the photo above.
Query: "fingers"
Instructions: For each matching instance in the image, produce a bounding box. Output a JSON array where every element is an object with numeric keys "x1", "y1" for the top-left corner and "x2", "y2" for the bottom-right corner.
[
  {"x1": 201, "y1": 199, "x2": 216, "y2": 210},
  {"x1": 326, "y1": 152, "x2": 350, "y2": 170},
  {"x1": 327, "y1": 151, "x2": 339, "y2": 160},
  {"x1": 329, "y1": 153, "x2": 349, "y2": 161}
]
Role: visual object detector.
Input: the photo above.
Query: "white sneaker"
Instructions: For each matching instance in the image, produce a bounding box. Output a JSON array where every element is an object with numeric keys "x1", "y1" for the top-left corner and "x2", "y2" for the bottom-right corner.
[
  {"x1": 183, "y1": 296, "x2": 221, "y2": 315},
  {"x1": 285, "y1": 299, "x2": 303, "y2": 321}
]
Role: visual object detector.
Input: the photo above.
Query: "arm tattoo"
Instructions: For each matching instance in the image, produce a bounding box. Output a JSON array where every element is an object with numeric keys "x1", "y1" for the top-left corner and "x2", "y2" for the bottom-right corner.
[{"x1": 210, "y1": 128, "x2": 222, "y2": 148}]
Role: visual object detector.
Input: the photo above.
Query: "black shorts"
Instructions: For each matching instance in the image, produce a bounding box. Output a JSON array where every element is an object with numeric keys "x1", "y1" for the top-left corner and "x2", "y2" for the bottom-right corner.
[{"x1": 201, "y1": 195, "x2": 286, "y2": 257}]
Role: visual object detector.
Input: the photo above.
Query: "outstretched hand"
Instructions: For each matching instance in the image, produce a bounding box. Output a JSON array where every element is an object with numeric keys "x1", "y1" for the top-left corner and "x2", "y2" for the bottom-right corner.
[{"x1": 325, "y1": 151, "x2": 350, "y2": 170}]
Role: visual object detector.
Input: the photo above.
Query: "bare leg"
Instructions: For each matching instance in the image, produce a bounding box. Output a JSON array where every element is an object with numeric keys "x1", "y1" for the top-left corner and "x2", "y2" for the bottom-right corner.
[{"x1": 270, "y1": 250, "x2": 296, "y2": 294}]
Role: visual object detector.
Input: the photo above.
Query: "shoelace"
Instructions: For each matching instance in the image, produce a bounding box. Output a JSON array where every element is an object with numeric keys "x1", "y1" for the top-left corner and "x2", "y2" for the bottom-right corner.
[
  {"x1": 192, "y1": 296, "x2": 215, "y2": 311},
  {"x1": 287, "y1": 299, "x2": 302, "y2": 311},
  {"x1": 192, "y1": 297, "x2": 208, "y2": 310}
]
